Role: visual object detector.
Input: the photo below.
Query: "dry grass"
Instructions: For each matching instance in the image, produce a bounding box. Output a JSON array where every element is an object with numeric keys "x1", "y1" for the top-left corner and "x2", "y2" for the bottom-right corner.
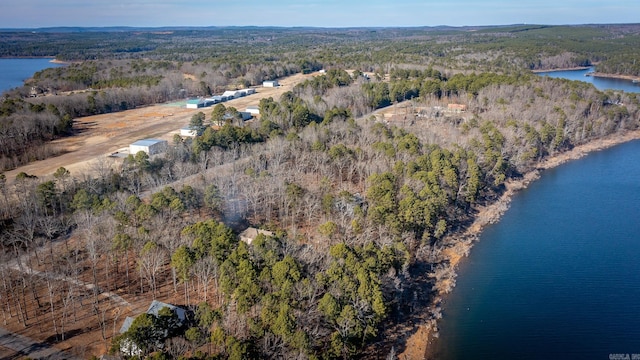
[
  {"x1": 3, "y1": 71, "x2": 321, "y2": 185},
  {"x1": 0, "y1": 234, "x2": 206, "y2": 358}
]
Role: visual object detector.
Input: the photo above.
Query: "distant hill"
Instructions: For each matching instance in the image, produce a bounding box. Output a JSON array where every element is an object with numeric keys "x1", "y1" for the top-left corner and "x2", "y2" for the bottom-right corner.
[{"x1": 0, "y1": 24, "x2": 540, "y2": 34}]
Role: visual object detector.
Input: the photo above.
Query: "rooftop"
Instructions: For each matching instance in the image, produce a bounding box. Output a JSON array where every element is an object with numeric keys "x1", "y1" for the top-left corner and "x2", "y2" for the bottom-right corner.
[
  {"x1": 240, "y1": 227, "x2": 274, "y2": 244},
  {"x1": 119, "y1": 300, "x2": 187, "y2": 334},
  {"x1": 119, "y1": 317, "x2": 135, "y2": 334},
  {"x1": 131, "y1": 139, "x2": 167, "y2": 147},
  {"x1": 146, "y1": 300, "x2": 187, "y2": 320}
]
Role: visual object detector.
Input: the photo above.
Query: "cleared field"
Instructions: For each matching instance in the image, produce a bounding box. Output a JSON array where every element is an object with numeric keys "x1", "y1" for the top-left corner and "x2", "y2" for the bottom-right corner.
[{"x1": 4, "y1": 71, "x2": 319, "y2": 183}]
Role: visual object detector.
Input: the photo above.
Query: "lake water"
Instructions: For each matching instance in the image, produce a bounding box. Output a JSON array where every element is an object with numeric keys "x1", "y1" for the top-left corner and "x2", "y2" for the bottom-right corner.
[
  {"x1": 433, "y1": 140, "x2": 640, "y2": 359},
  {"x1": 0, "y1": 58, "x2": 64, "y2": 94},
  {"x1": 536, "y1": 67, "x2": 640, "y2": 93}
]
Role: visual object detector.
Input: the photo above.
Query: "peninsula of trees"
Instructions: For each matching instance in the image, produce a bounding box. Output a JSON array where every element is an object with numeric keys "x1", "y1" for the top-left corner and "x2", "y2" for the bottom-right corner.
[{"x1": 0, "y1": 24, "x2": 639, "y2": 359}]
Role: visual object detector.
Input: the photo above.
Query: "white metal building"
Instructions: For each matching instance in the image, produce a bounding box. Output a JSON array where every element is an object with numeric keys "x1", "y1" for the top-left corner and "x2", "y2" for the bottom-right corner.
[
  {"x1": 180, "y1": 126, "x2": 198, "y2": 137},
  {"x1": 245, "y1": 106, "x2": 260, "y2": 115},
  {"x1": 263, "y1": 80, "x2": 279, "y2": 87},
  {"x1": 222, "y1": 90, "x2": 240, "y2": 99},
  {"x1": 186, "y1": 99, "x2": 205, "y2": 109},
  {"x1": 129, "y1": 139, "x2": 168, "y2": 156},
  {"x1": 203, "y1": 98, "x2": 219, "y2": 106}
]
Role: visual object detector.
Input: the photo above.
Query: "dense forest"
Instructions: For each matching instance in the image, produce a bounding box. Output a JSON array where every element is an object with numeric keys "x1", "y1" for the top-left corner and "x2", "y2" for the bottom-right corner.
[{"x1": 1, "y1": 25, "x2": 640, "y2": 359}]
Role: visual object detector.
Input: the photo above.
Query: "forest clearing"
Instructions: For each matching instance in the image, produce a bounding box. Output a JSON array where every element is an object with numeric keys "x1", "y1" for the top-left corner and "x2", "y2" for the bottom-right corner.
[{"x1": 3, "y1": 71, "x2": 319, "y2": 184}]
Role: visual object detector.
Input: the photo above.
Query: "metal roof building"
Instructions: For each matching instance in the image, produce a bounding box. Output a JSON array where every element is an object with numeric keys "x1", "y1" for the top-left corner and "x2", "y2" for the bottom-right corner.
[
  {"x1": 186, "y1": 98, "x2": 205, "y2": 109},
  {"x1": 222, "y1": 111, "x2": 253, "y2": 122},
  {"x1": 222, "y1": 90, "x2": 240, "y2": 99},
  {"x1": 180, "y1": 126, "x2": 199, "y2": 137},
  {"x1": 245, "y1": 106, "x2": 260, "y2": 115},
  {"x1": 129, "y1": 139, "x2": 168, "y2": 156},
  {"x1": 119, "y1": 300, "x2": 187, "y2": 334}
]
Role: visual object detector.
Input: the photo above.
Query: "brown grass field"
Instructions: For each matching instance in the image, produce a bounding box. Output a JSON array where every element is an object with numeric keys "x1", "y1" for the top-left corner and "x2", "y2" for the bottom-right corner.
[{"x1": 4, "y1": 71, "x2": 319, "y2": 184}]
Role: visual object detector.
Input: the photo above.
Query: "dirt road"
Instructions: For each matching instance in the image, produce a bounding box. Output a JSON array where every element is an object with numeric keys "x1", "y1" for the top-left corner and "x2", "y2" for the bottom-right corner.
[
  {"x1": 5, "y1": 251, "x2": 131, "y2": 308},
  {"x1": 4, "y1": 72, "x2": 319, "y2": 183},
  {"x1": 0, "y1": 327, "x2": 81, "y2": 360}
]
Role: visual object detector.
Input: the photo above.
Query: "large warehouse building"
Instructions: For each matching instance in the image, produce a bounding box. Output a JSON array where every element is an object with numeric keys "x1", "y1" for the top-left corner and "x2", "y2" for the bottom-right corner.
[
  {"x1": 186, "y1": 99, "x2": 205, "y2": 109},
  {"x1": 129, "y1": 139, "x2": 168, "y2": 156}
]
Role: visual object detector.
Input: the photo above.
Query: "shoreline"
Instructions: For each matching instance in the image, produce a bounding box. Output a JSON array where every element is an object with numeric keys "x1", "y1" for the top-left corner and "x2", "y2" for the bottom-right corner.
[
  {"x1": 589, "y1": 72, "x2": 640, "y2": 82},
  {"x1": 0, "y1": 56, "x2": 70, "y2": 65},
  {"x1": 531, "y1": 66, "x2": 640, "y2": 83},
  {"x1": 531, "y1": 66, "x2": 591, "y2": 73},
  {"x1": 49, "y1": 58, "x2": 73, "y2": 65},
  {"x1": 412, "y1": 128, "x2": 640, "y2": 359}
]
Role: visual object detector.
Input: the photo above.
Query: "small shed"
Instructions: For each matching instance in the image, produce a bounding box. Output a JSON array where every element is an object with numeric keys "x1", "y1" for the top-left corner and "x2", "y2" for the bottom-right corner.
[
  {"x1": 186, "y1": 98, "x2": 205, "y2": 109},
  {"x1": 245, "y1": 106, "x2": 260, "y2": 115},
  {"x1": 129, "y1": 139, "x2": 168, "y2": 156},
  {"x1": 180, "y1": 126, "x2": 198, "y2": 137},
  {"x1": 263, "y1": 80, "x2": 279, "y2": 87}
]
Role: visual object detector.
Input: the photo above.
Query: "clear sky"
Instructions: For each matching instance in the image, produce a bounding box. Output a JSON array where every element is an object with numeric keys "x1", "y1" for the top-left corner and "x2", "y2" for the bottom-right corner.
[{"x1": 2, "y1": 0, "x2": 638, "y2": 28}]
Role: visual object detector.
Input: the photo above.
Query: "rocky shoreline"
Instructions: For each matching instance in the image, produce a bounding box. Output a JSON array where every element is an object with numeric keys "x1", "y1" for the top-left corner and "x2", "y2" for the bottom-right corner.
[
  {"x1": 405, "y1": 129, "x2": 640, "y2": 360},
  {"x1": 530, "y1": 66, "x2": 592, "y2": 73},
  {"x1": 589, "y1": 72, "x2": 640, "y2": 82}
]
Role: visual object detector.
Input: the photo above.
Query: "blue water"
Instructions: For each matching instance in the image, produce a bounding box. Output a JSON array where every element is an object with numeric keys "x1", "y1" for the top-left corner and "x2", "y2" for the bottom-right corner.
[
  {"x1": 537, "y1": 67, "x2": 640, "y2": 93},
  {"x1": 434, "y1": 140, "x2": 640, "y2": 359},
  {"x1": 0, "y1": 58, "x2": 64, "y2": 94}
]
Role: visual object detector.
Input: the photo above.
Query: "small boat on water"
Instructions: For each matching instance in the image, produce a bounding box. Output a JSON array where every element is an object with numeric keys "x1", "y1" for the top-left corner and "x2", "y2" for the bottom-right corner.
[{"x1": 633, "y1": 79, "x2": 639, "y2": 84}]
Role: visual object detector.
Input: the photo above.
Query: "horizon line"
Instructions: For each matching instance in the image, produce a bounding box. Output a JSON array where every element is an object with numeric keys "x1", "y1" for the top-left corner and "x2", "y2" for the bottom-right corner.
[{"x1": 1, "y1": 22, "x2": 639, "y2": 31}]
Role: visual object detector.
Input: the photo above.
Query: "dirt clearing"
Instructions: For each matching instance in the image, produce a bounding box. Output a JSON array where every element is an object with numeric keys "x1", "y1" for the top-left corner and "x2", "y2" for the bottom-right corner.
[{"x1": 4, "y1": 71, "x2": 319, "y2": 183}]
